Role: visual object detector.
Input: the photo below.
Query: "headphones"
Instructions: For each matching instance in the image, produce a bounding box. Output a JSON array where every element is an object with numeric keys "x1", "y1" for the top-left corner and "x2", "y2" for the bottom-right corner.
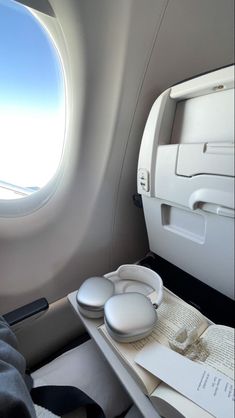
[{"x1": 76, "y1": 265, "x2": 163, "y2": 343}]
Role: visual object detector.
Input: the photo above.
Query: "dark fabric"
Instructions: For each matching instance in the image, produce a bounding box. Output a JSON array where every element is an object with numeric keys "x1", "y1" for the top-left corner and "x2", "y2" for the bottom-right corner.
[
  {"x1": 31, "y1": 385, "x2": 106, "y2": 418},
  {"x1": 0, "y1": 316, "x2": 36, "y2": 418}
]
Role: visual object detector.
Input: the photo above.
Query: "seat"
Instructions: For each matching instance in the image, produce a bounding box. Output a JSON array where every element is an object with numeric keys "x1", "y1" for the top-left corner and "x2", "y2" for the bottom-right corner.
[
  {"x1": 0, "y1": 312, "x2": 131, "y2": 418},
  {"x1": 32, "y1": 339, "x2": 131, "y2": 418},
  {"x1": 138, "y1": 65, "x2": 234, "y2": 299}
]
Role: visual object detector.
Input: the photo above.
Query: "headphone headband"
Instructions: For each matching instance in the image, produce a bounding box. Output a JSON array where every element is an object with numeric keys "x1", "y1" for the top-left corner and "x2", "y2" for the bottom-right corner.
[{"x1": 105, "y1": 264, "x2": 163, "y2": 308}]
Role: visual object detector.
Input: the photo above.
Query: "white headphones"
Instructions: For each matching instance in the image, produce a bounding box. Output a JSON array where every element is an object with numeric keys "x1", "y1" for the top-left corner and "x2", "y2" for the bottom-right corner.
[{"x1": 76, "y1": 265, "x2": 163, "y2": 343}]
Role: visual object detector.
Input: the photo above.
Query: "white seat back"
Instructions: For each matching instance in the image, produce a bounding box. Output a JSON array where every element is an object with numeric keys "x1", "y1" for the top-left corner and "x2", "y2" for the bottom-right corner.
[{"x1": 138, "y1": 66, "x2": 234, "y2": 299}]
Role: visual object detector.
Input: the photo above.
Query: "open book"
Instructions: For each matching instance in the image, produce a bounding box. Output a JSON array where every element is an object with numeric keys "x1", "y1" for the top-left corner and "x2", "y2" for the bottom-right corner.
[{"x1": 99, "y1": 289, "x2": 234, "y2": 418}]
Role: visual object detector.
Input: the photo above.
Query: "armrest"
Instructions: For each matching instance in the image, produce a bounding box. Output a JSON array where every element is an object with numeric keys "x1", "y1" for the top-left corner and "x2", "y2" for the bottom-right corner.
[{"x1": 3, "y1": 298, "x2": 49, "y2": 326}]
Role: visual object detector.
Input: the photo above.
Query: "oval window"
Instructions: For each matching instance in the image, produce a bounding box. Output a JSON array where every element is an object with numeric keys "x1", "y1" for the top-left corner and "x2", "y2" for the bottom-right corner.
[{"x1": 0, "y1": 0, "x2": 65, "y2": 200}]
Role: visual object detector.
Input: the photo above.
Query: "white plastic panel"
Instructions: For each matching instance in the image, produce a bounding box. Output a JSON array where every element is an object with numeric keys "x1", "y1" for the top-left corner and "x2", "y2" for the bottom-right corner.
[
  {"x1": 176, "y1": 142, "x2": 234, "y2": 177},
  {"x1": 161, "y1": 204, "x2": 206, "y2": 244},
  {"x1": 143, "y1": 196, "x2": 234, "y2": 298},
  {"x1": 171, "y1": 88, "x2": 234, "y2": 144},
  {"x1": 138, "y1": 66, "x2": 235, "y2": 299},
  {"x1": 155, "y1": 145, "x2": 234, "y2": 211},
  {"x1": 137, "y1": 89, "x2": 175, "y2": 197},
  {"x1": 170, "y1": 65, "x2": 234, "y2": 100}
]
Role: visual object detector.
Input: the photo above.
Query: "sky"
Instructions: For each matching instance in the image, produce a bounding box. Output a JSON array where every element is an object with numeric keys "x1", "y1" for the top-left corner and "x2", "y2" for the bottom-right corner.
[{"x1": 0, "y1": 0, "x2": 65, "y2": 194}]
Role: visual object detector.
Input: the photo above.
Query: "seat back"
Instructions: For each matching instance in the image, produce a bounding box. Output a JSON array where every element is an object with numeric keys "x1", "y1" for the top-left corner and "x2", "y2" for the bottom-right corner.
[{"x1": 138, "y1": 65, "x2": 234, "y2": 299}]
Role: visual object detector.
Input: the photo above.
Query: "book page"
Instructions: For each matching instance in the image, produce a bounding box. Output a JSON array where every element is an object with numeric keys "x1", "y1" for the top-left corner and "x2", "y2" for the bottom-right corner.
[
  {"x1": 151, "y1": 325, "x2": 235, "y2": 418},
  {"x1": 99, "y1": 289, "x2": 209, "y2": 394},
  {"x1": 152, "y1": 383, "x2": 214, "y2": 418},
  {"x1": 136, "y1": 343, "x2": 234, "y2": 418},
  {"x1": 132, "y1": 289, "x2": 208, "y2": 351},
  {"x1": 199, "y1": 325, "x2": 234, "y2": 379}
]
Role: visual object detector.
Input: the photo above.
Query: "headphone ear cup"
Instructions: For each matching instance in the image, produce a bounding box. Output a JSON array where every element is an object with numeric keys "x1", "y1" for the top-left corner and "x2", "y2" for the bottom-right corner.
[
  {"x1": 76, "y1": 277, "x2": 114, "y2": 318},
  {"x1": 104, "y1": 292, "x2": 157, "y2": 343}
]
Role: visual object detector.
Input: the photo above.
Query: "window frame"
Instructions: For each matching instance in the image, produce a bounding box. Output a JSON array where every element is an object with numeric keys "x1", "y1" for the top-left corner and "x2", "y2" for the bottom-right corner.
[{"x1": 0, "y1": 2, "x2": 68, "y2": 217}]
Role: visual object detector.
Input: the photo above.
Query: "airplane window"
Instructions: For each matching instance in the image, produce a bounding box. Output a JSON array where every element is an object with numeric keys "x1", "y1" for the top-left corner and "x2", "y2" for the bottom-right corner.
[{"x1": 0, "y1": 0, "x2": 65, "y2": 200}]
